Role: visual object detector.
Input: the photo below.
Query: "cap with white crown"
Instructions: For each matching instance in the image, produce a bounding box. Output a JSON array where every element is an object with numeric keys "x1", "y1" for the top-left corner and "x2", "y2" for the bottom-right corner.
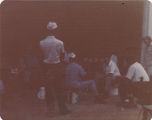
[
  {"x1": 68, "y1": 52, "x2": 76, "y2": 59},
  {"x1": 47, "y1": 21, "x2": 58, "y2": 30}
]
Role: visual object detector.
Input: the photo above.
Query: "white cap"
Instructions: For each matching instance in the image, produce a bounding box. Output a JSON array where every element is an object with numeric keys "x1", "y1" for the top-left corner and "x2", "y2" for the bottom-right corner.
[
  {"x1": 47, "y1": 21, "x2": 58, "y2": 30},
  {"x1": 68, "y1": 52, "x2": 76, "y2": 59}
]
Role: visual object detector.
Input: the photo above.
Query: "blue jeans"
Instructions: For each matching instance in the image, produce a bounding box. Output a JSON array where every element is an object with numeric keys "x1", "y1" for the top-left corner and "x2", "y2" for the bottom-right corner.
[{"x1": 71, "y1": 80, "x2": 99, "y2": 96}]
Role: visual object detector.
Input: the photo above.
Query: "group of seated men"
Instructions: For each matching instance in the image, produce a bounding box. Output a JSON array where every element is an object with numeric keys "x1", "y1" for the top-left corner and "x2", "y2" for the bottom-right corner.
[
  {"x1": 64, "y1": 52, "x2": 151, "y2": 107},
  {"x1": 5, "y1": 49, "x2": 151, "y2": 114}
]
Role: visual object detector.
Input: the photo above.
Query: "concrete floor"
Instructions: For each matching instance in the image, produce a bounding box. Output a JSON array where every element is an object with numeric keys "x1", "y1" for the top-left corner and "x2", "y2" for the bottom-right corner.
[{"x1": 0, "y1": 88, "x2": 142, "y2": 120}]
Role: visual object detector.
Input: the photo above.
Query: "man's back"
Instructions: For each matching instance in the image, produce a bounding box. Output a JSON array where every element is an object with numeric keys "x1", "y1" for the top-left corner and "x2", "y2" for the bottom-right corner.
[
  {"x1": 40, "y1": 36, "x2": 64, "y2": 64},
  {"x1": 126, "y1": 62, "x2": 150, "y2": 82},
  {"x1": 65, "y1": 62, "x2": 86, "y2": 85}
]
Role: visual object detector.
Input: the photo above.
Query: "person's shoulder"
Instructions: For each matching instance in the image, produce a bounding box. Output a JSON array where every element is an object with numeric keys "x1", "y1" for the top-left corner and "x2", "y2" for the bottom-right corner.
[
  {"x1": 66, "y1": 62, "x2": 77, "y2": 69},
  {"x1": 133, "y1": 62, "x2": 142, "y2": 67},
  {"x1": 71, "y1": 62, "x2": 80, "y2": 68},
  {"x1": 40, "y1": 39, "x2": 44, "y2": 44},
  {"x1": 136, "y1": 62, "x2": 142, "y2": 65},
  {"x1": 76, "y1": 63, "x2": 84, "y2": 70},
  {"x1": 56, "y1": 38, "x2": 64, "y2": 45},
  {"x1": 129, "y1": 62, "x2": 137, "y2": 69},
  {"x1": 40, "y1": 38, "x2": 48, "y2": 44},
  {"x1": 67, "y1": 62, "x2": 74, "y2": 66},
  {"x1": 135, "y1": 62, "x2": 145, "y2": 69}
]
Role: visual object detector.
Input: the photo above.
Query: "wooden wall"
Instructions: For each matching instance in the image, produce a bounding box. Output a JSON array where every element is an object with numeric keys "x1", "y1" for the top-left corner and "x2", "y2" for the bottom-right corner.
[{"x1": 0, "y1": 1, "x2": 144, "y2": 65}]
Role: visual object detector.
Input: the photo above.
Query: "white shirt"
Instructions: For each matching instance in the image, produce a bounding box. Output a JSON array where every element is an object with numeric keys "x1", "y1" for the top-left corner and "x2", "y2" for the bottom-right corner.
[
  {"x1": 110, "y1": 54, "x2": 118, "y2": 65},
  {"x1": 40, "y1": 36, "x2": 65, "y2": 64},
  {"x1": 126, "y1": 62, "x2": 150, "y2": 82},
  {"x1": 106, "y1": 60, "x2": 121, "y2": 77}
]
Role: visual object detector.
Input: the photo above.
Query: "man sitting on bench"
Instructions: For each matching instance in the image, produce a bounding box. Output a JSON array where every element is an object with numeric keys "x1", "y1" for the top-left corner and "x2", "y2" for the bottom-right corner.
[
  {"x1": 65, "y1": 53, "x2": 105, "y2": 104},
  {"x1": 119, "y1": 57, "x2": 150, "y2": 107}
]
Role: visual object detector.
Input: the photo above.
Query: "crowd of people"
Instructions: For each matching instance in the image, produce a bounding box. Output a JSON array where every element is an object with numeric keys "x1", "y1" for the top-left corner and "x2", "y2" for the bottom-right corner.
[
  {"x1": 39, "y1": 21, "x2": 151, "y2": 115},
  {"x1": 0, "y1": 21, "x2": 152, "y2": 117}
]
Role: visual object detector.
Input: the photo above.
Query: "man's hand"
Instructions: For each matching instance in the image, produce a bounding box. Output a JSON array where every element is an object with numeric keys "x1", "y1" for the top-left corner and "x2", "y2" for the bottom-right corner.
[
  {"x1": 106, "y1": 73, "x2": 113, "y2": 77},
  {"x1": 60, "y1": 52, "x2": 65, "y2": 63}
]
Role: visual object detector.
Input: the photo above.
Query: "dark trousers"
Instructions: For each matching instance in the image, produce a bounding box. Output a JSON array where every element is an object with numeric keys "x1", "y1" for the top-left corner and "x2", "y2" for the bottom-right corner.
[
  {"x1": 42, "y1": 62, "x2": 67, "y2": 113},
  {"x1": 119, "y1": 78, "x2": 151, "y2": 104},
  {"x1": 95, "y1": 77, "x2": 105, "y2": 94},
  {"x1": 118, "y1": 78, "x2": 132, "y2": 101}
]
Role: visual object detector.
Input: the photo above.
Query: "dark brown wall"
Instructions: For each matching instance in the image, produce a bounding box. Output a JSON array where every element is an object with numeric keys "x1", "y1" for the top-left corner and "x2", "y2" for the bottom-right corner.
[{"x1": 0, "y1": 1, "x2": 144, "y2": 65}]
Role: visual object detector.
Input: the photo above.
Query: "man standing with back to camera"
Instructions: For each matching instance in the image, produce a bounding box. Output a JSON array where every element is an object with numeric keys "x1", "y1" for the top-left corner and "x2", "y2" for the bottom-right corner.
[{"x1": 40, "y1": 21, "x2": 69, "y2": 116}]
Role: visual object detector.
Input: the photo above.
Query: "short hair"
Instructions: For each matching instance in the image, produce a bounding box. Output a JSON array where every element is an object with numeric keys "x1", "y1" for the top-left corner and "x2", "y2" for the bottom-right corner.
[{"x1": 127, "y1": 56, "x2": 138, "y2": 65}]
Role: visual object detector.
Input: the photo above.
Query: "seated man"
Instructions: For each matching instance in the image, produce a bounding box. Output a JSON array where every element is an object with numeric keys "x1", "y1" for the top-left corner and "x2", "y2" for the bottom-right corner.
[
  {"x1": 65, "y1": 53, "x2": 104, "y2": 103},
  {"x1": 19, "y1": 48, "x2": 41, "y2": 89},
  {"x1": 103, "y1": 55, "x2": 121, "y2": 97},
  {"x1": 119, "y1": 57, "x2": 150, "y2": 107}
]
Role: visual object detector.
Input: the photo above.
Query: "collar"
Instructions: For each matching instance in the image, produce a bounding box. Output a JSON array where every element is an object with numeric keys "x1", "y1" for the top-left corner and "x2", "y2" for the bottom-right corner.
[{"x1": 47, "y1": 36, "x2": 55, "y2": 39}]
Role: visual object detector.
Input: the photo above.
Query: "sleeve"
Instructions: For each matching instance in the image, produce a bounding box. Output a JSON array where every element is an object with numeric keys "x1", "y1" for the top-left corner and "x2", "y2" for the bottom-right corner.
[
  {"x1": 57, "y1": 41, "x2": 65, "y2": 62},
  {"x1": 126, "y1": 66, "x2": 135, "y2": 80},
  {"x1": 115, "y1": 64, "x2": 121, "y2": 76},
  {"x1": 109, "y1": 62, "x2": 115, "y2": 74},
  {"x1": 60, "y1": 42, "x2": 65, "y2": 53},
  {"x1": 79, "y1": 65, "x2": 87, "y2": 76}
]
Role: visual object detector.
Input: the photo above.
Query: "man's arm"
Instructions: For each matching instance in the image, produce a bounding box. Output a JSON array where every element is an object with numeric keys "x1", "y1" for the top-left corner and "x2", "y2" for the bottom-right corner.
[
  {"x1": 106, "y1": 61, "x2": 115, "y2": 77},
  {"x1": 39, "y1": 44, "x2": 45, "y2": 65},
  {"x1": 126, "y1": 66, "x2": 135, "y2": 81},
  {"x1": 59, "y1": 42, "x2": 65, "y2": 63},
  {"x1": 80, "y1": 66, "x2": 87, "y2": 77},
  {"x1": 60, "y1": 52, "x2": 65, "y2": 63},
  {"x1": 106, "y1": 73, "x2": 113, "y2": 77}
]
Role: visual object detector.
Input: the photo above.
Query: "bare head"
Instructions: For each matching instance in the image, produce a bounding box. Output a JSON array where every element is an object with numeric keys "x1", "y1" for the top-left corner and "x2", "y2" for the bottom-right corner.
[{"x1": 144, "y1": 36, "x2": 152, "y2": 47}]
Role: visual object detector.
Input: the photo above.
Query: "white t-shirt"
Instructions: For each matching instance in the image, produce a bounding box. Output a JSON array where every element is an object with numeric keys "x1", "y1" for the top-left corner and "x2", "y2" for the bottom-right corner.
[
  {"x1": 106, "y1": 60, "x2": 121, "y2": 77},
  {"x1": 40, "y1": 36, "x2": 65, "y2": 64},
  {"x1": 126, "y1": 62, "x2": 150, "y2": 82},
  {"x1": 110, "y1": 54, "x2": 118, "y2": 65}
]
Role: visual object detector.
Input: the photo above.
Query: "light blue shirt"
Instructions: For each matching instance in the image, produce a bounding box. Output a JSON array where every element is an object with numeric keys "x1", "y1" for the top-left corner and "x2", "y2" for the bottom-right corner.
[{"x1": 65, "y1": 62, "x2": 86, "y2": 86}]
